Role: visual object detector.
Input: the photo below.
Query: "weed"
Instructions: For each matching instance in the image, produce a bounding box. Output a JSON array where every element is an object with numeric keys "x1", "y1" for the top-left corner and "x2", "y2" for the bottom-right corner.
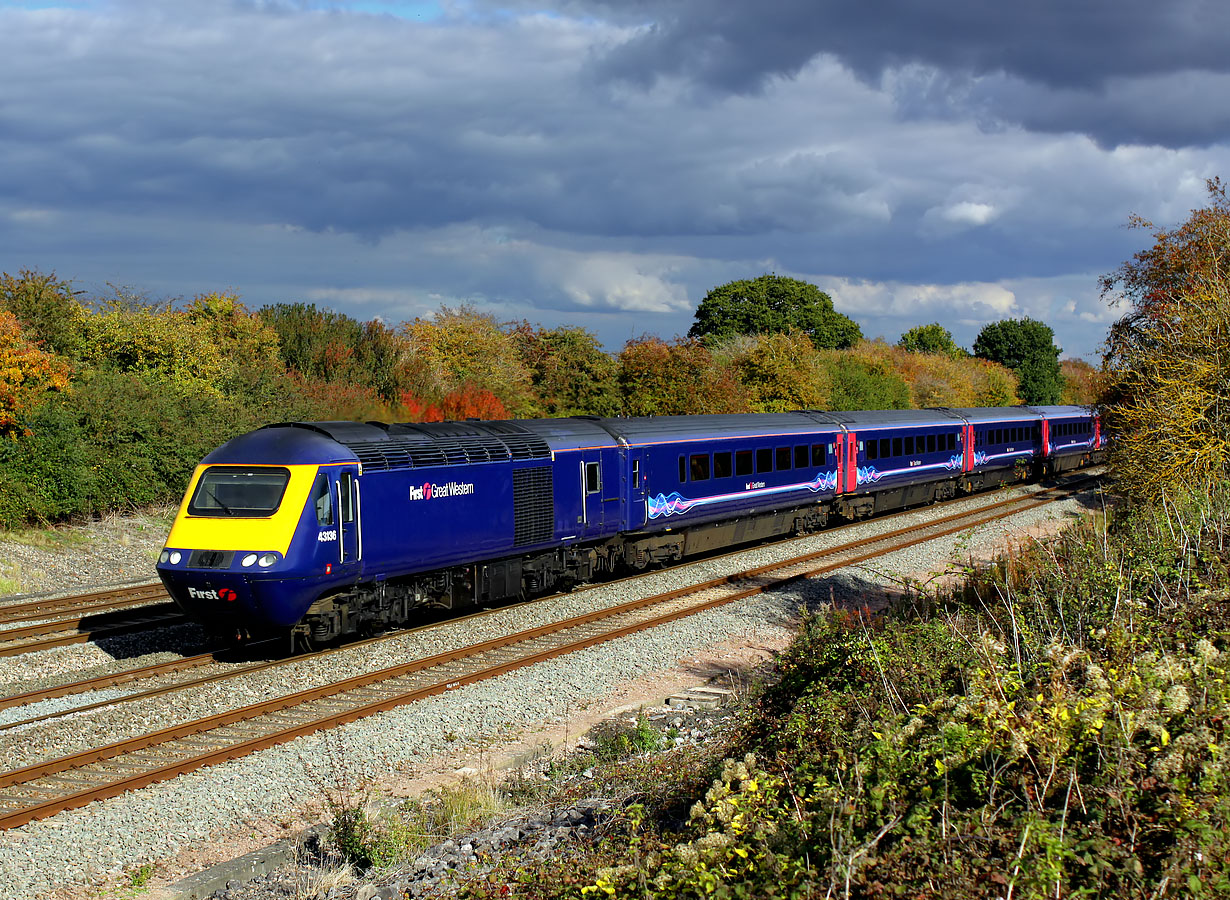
[{"x1": 126, "y1": 863, "x2": 154, "y2": 888}]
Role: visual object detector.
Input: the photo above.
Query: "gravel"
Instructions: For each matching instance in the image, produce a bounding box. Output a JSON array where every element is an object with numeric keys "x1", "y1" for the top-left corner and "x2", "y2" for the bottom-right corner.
[{"x1": 0, "y1": 480, "x2": 1105, "y2": 897}]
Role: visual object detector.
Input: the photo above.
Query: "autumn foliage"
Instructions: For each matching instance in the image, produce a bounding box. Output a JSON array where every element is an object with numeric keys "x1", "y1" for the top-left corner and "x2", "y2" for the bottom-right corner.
[
  {"x1": 1101, "y1": 179, "x2": 1230, "y2": 499},
  {"x1": 0, "y1": 310, "x2": 72, "y2": 437}
]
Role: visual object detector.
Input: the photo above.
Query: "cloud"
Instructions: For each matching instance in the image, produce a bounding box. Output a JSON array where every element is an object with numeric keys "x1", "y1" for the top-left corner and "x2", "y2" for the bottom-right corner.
[
  {"x1": 1, "y1": 0, "x2": 1227, "y2": 368},
  {"x1": 572, "y1": 0, "x2": 1230, "y2": 148}
]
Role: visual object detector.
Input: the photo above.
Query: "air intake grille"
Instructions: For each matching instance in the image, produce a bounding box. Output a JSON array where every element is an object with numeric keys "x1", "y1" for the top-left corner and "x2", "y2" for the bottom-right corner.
[
  {"x1": 513, "y1": 466, "x2": 554, "y2": 546},
  {"x1": 345, "y1": 429, "x2": 551, "y2": 472}
]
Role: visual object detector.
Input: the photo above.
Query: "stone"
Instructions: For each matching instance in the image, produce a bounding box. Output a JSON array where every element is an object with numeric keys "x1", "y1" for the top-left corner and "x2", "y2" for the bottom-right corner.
[{"x1": 355, "y1": 885, "x2": 379, "y2": 900}]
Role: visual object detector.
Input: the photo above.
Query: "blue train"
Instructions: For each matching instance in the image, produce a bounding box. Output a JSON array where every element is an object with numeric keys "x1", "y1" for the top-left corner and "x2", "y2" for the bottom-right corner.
[{"x1": 156, "y1": 405, "x2": 1103, "y2": 648}]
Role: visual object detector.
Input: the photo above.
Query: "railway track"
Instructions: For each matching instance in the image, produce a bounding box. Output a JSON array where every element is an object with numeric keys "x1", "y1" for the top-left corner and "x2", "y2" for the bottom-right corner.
[
  {"x1": 0, "y1": 582, "x2": 181, "y2": 658},
  {"x1": 0, "y1": 471, "x2": 1102, "y2": 716},
  {"x1": 0, "y1": 472, "x2": 1101, "y2": 830}
]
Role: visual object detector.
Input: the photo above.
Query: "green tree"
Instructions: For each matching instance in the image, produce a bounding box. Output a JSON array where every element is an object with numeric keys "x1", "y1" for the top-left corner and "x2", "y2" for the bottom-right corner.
[
  {"x1": 897, "y1": 323, "x2": 964, "y2": 357},
  {"x1": 515, "y1": 324, "x2": 620, "y2": 417},
  {"x1": 689, "y1": 275, "x2": 862, "y2": 350},
  {"x1": 972, "y1": 317, "x2": 1062, "y2": 405},
  {"x1": 0, "y1": 269, "x2": 88, "y2": 359}
]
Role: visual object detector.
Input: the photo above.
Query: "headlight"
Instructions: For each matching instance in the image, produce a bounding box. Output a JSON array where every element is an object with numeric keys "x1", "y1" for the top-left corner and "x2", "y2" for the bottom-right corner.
[
  {"x1": 169, "y1": 551, "x2": 182, "y2": 564},
  {"x1": 159, "y1": 550, "x2": 170, "y2": 564},
  {"x1": 241, "y1": 553, "x2": 258, "y2": 567},
  {"x1": 257, "y1": 553, "x2": 278, "y2": 567}
]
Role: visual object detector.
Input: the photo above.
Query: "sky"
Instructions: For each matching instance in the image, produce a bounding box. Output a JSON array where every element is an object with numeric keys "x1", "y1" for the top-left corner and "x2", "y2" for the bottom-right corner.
[{"x1": 3, "y1": 0, "x2": 1229, "y2": 361}]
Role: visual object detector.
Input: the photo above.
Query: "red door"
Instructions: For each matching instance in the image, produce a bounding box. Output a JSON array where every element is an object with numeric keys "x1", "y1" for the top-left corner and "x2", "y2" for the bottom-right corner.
[
  {"x1": 964, "y1": 423, "x2": 975, "y2": 470},
  {"x1": 833, "y1": 434, "x2": 846, "y2": 495},
  {"x1": 1041, "y1": 419, "x2": 1051, "y2": 456},
  {"x1": 846, "y1": 431, "x2": 859, "y2": 492}
]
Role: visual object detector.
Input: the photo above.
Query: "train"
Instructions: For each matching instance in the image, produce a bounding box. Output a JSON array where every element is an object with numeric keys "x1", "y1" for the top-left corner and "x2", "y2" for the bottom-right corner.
[{"x1": 156, "y1": 405, "x2": 1104, "y2": 649}]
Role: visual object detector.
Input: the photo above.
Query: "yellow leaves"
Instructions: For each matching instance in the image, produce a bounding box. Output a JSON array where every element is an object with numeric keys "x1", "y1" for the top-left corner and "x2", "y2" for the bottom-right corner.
[{"x1": 0, "y1": 309, "x2": 72, "y2": 437}]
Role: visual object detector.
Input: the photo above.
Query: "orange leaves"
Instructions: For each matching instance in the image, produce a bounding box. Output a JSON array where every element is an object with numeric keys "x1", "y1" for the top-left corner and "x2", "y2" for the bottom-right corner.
[
  {"x1": 398, "y1": 384, "x2": 509, "y2": 422},
  {"x1": 0, "y1": 310, "x2": 72, "y2": 437}
]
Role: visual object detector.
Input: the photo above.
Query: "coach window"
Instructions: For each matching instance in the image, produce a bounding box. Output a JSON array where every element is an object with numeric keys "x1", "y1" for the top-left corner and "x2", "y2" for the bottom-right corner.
[
  {"x1": 714, "y1": 451, "x2": 733, "y2": 479},
  {"x1": 794, "y1": 445, "x2": 808, "y2": 468},
  {"x1": 339, "y1": 471, "x2": 355, "y2": 524},
  {"x1": 904, "y1": 435, "x2": 915, "y2": 456},
  {"x1": 756, "y1": 448, "x2": 773, "y2": 474},
  {"x1": 678, "y1": 456, "x2": 686, "y2": 482},
  {"x1": 773, "y1": 446, "x2": 790, "y2": 470},
  {"x1": 892, "y1": 437, "x2": 902, "y2": 457},
  {"x1": 927, "y1": 434, "x2": 937, "y2": 453},
  {"x1": 736, "y1": 449, "x2": 754, "y2": 476},
  {"x1": 880, "y1": 438, "x2": 891, "y2": 458},
  {"x1": 811, "y1": 443, "x2": 827, "y2": 466},
  {"x1": 690, "y1": 454, "x2": 710, "y2": 481},
  {"x1": 311, "y1": 473, "x2": 334, "y2": 527},
  {"x1": 585, "y1": 462, "x2": 601, "y2": 494},
  {"x1": 948, "y1": 433, "x2": 956, "y2": 451},
  {"x1": 866, "y1": 439, "x2": 878, "y2": 460}
]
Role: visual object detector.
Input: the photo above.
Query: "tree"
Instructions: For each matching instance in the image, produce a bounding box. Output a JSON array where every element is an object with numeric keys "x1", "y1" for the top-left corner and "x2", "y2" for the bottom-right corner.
[
  {"x1": 617, "y1": 337, "x2": 749, "y2": 416},
  {"x1": 897, "y1": 323, "x2": 964, "y2": 357},
  {"x1": 1059, "y1": 359, "x2": 1103, "y2": 406},
  {"x1": 0, "y1": 310, "x2": 72, "y2": 437},
  {"x1": 402, "y1": 306, "x2": 539, "y2": 418},
  {"x1": 726, "y1": 331, "x2": 829, "y2": 412},
  {"x1": 515, "y1": 324, "x2": 621, "y2": 417},
  {"x1": 0, "y1": 269, "x2": 88, "y2": 359},
  {"x1": 972, "y1": 318, "x2": 1062, "y2": 405},
  {"x1": 1101, "y1": 178, "x2": 1230, "y2": 499},
  {"x1": 689, "y1": 275, "x2": 862, "y2": 350}
]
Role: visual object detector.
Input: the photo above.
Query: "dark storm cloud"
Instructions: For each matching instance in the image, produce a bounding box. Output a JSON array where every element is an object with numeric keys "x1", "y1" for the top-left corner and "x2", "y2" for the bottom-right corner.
[{"x1": 578, "y1": 0, "x2": 1230, "y2": 147}]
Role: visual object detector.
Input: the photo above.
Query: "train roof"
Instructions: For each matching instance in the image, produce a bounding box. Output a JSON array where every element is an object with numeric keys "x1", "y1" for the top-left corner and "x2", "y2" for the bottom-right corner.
[
  {"x1": 202, "y1": 424, "x2": 358, "y2": 466},
  {"x1": 589, "y1": 413, "x2": 846, "y2": 445},
  {"x1": 821, "y1": 409, "x2": 966, "y2": 428}
]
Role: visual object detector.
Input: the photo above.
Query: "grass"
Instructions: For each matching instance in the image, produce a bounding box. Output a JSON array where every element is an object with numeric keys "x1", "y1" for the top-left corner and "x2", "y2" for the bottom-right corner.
[
  {"x1": 0, "y1": 558, "x2": 21, "y2": 594},
  {"x1": 327, "y1": 777, "x2": 508, "y2": 870}
]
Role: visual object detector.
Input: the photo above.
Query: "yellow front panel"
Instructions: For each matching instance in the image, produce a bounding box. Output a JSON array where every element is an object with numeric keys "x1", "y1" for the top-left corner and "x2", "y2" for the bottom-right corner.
[{"x1": 165, "y1": 464, "x2": 320, "y2": 554}]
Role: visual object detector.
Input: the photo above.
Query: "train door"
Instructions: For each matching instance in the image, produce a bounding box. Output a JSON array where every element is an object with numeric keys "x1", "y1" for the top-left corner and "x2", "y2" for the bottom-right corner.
[
  {"x1": 964, "y1": 423, "x2": 975, "y2": 470},
  {"x1": 337, "y1": 467, "x2": 361, "y2": 568},
  {"x1": 1040, "y1": 419, "x2": 1051, "y2": 457},
  {"x1": 845, "y1": 431, "x2": 859, "y2": 492},
  {"x1": 627, "y1": 447, "x2": 647, "y2": 529},
  {"x1": 579, "y1": 451, "x2": 604, "y2": 537}
]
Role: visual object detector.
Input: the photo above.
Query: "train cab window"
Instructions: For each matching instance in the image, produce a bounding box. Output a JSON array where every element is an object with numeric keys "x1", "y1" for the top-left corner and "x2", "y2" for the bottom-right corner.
[
  {"x1": 585, "y1": 462, "x2": 601, "y2": 493},
  {"x1": 679, "y1": 456, "x2": 686, "y2": 482},
  {"x1": 880, "y1": 438, "x2": 891, "y2": 458},
  {"x1": 736, "y1": 450, "x2": 754, "y2": 476},
  {"x1": 892, "y1": 437, "x2": 902, "y2": 457},
  {"x1": 690, "y1": 454, "x2": 710, "y2": 481},
  {"x1": 339, "y1": 471, "x2": 356, "y2": 523},
  {"x1": 714, "y1": 451, "x2": 733, "y2": 479},
  {"x1": 311, "y1": 473, "x2": 334, "y2": 526},
  {"x1": 905, "y1": 435, "x2": 915, "y2": 456},
  {"x1": 188, "y1": 466, "x2": 291, "y2": 518},
  {"x1": 866, "y1": 439, "x2": 878, "y2": 460},
  {"x1": 794, "y1": 445, "x2": 808, "y2": 468},
  {"x1": 776, "y1": 447, "x2": 792, "y2": 471},
  {"x1": 811, "y1": 444, "x2": 827, "y2": 466},
  {"x1": 927, "y1": 434, "x2": 937, "y2": 453},
  {"x1": 756, "y1": 448, "x2": 773, "y2": 473}
]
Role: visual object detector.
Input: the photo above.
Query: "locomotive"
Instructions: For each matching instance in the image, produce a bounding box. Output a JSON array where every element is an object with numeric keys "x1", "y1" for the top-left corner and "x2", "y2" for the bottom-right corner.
[{"x1": 156, "y1": 405, "x2": 1103, "y2": 649}]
